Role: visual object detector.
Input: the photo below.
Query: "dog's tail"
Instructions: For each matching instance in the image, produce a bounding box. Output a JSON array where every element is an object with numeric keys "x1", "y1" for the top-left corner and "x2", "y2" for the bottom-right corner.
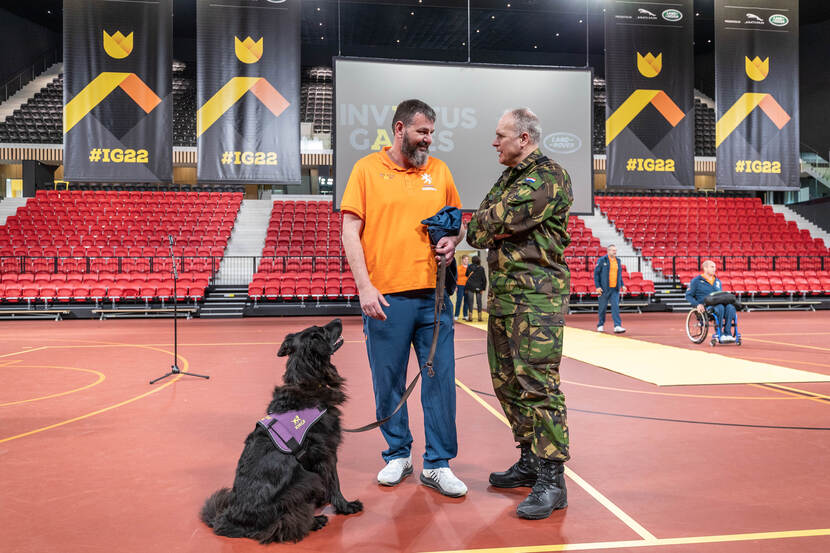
[{"x1": 200, "y1": 487, "x2": 233, "y2": 527}]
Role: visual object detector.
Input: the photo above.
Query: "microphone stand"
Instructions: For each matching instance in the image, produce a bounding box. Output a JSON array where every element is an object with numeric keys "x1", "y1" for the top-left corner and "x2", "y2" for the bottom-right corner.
[{"x1": 150, "y1": 235, "x2": 210, "y2": 384}]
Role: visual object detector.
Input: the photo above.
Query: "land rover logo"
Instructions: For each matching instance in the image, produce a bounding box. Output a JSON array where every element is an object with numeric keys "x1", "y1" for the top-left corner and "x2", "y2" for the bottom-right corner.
[
  {"x1": 768, "y1": 14, "x2": 789, "y2": 26},
  {"x1": 662, "y1": 9, "x2": 683, "y2": 22},
  {"x1": 543, "y1": 132, "x2": 582, "y2": 155}
]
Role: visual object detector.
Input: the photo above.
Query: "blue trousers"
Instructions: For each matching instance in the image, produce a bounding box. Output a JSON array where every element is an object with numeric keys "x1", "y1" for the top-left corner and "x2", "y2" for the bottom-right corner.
[
  {"x1": 454, "y1": 284, "x2": 468, "y2": 317},
  {"x1": 598, "y1": 287, "x2": 622, "y2": 327},
  {"x1": 363, "y1": 293, "x2": 457, "y2": 469},
  {"x1": 710, "y1": 304, "x2": 737, "y2": 336}
]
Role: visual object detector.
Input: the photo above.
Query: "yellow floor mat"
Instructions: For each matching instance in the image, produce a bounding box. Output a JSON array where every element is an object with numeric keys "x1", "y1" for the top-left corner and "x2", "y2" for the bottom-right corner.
[{"x1": 457, "y1": 319, "x2": 830, "y2": 386}]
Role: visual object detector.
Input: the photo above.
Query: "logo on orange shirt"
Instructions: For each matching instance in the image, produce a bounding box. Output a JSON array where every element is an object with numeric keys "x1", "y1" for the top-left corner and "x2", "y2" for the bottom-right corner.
[{"x1": 421, "y1": 173, "x2": 437, "y2": 190}]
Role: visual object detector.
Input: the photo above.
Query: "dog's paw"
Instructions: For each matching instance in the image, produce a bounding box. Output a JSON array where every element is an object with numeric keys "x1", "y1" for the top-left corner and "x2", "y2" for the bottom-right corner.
[
  {"x1": 312, "y1": 515, "x2": 328, "y2": 531},
  {"x1": 336, "y1": 499, "x2": 363, "y2": 515}
]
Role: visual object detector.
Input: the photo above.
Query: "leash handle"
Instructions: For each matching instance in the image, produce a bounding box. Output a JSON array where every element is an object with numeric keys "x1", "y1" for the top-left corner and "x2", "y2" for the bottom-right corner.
[{"x1": 424, "y1": 256, "x2": 447, "y2": 378}]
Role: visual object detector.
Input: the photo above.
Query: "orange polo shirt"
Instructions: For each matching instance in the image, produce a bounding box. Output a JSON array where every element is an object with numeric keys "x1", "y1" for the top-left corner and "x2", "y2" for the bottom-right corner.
[
  {"x1": 457, "y1": 264, "x2": 469, "y2": 286},
  {"x1": 608, "y1": 257, "x2": 619, "y2": 289},
  {"x1": 341, "y1": 147, "x2": 462, "y2": 295}
]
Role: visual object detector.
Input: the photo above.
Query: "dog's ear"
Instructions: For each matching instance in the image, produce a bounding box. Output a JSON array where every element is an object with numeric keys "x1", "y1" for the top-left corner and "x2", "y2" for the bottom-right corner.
[{"x1": 277, "y1": 333, "x2": 297, "y2": 357}]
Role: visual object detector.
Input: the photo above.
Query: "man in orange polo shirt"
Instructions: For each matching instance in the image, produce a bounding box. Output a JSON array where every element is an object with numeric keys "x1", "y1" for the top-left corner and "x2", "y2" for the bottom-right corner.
[{"x1": 341, "y1": 99, "x2": 467, "y2": 497}]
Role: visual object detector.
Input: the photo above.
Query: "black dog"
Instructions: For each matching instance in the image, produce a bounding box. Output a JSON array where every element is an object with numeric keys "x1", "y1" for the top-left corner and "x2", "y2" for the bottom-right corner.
[{"x1": 201, "y1": 319, "x2": 362, "y2": 543}]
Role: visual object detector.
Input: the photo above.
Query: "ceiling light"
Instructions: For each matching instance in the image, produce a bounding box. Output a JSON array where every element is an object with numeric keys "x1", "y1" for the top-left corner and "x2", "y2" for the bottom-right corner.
[
  {"x1": 555, "y1": 32, "x2": 560, "y2": 37},
  {"x1": 579, "y1": 19, "x2": 583, "y2": 23}
]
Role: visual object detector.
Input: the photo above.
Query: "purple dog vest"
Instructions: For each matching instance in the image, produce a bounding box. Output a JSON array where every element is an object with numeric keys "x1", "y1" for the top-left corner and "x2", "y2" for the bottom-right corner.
[{"x1": 257, "y1": 407, "x2": 326, "y2": 455}]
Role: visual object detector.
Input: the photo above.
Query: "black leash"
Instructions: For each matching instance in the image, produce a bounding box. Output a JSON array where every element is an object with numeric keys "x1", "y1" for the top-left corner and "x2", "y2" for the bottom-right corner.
[{"x1": 344, "y1": 257, "x2": 447, "y2": 433}]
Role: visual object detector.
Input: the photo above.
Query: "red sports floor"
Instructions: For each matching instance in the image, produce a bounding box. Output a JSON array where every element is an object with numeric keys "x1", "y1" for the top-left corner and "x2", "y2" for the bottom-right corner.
[{"x1": 1, "y1": 311, "x2": 829, "y2": 553}]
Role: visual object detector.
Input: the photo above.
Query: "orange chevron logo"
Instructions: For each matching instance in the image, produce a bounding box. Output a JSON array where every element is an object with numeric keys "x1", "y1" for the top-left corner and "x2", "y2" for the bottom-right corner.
[
  {"x1": 715, "y1": 93, "x2": 790, "y2": 147},
  {"x1": 606, "y1": 89, "x2": 685, "y2": 145},
  {"x1": 197, "y1": 77, "x2": 290, "y2": 137},
  {"x1": 64, "y1": 72, "x2": 161, "y2": 133}
]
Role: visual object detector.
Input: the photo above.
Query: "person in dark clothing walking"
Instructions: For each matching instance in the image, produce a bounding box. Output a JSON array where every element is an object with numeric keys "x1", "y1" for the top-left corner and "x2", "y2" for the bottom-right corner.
[{"x1": 465, "y1": 256, "x2": 487, "y2": 322}]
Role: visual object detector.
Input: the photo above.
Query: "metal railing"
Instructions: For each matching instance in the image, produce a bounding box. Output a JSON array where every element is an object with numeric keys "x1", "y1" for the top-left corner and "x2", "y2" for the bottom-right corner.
[
  {"x1": 646, "y1": 255, "x2": 829, "y2": 285},
  {"x1": 565, "y1": 254, "x2": 828, "y2": 285},
  {"x1": 0, "y1": 255, "x2": 351, "y2": 287},
  {"x1": 2, "y1": 254, "x2": 826, "y2": 289},
  {"x1": 1, "y1": 48, "x2": 61, "y2": 104}
]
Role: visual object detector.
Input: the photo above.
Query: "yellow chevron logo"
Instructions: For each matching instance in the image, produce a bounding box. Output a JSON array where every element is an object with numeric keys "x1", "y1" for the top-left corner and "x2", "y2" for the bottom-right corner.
[
  {"x1": 103, "y1": 31, "x2": 133, "y2": 59},
  {"x1": 606, "y1": 89, "x2": 685, "y2": 145},
  {"x1": 235, "y1": 36, "x2": 263, "y2": 64},
  {"x1": 197, "y1": 77, "x2": 289, "y2": 137},
  {"x1": 715, "y1": 93, "x2": 790, "y2": 147},
  {"x1": 64, "y1": 73, "x2": 161, "y2": 133},
  {"x1": 637, "y1": 52, "x2": 662, "y2": 78}
]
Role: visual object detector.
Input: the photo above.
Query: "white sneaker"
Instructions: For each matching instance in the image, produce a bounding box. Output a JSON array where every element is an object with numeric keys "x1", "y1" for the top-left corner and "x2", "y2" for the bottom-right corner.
[
  {"x1": 377, "y1": 456, "x2": 413, "y2": 486},
  {"x1": 720, "y1": 335, "x2": 735, "y2": 343},
  {"x1": 614, "y1": 326, "x2": 626, "y2": 333},
  {"x1": 420, "y1": 467, "x2": 468, "y2": 497},
  {"x1": 597, "y1": 325, "x2": 604, "y2": 332}
]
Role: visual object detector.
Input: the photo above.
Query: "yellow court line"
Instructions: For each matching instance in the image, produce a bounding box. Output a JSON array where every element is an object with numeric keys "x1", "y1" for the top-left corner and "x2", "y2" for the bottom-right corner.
[
  {"x1": 0, "y1": 359, "x2": 22, "y2": 368},
  {"x1": 561, "y1": 379, "x2": 800, "y2": 401},
  {"x1": 742, "y1": 336, "x2": 830, "y2": 352},
  {"x1": 738, "y1": 356, "x2": 830, "y2": 370},
  {"x1": 0, "y1": 345, "x2": 189, "y2": 444},
  {"x1": 763, "y1": 383, "x2": 830, "y2": 401},
  {"x1": 0, "y1": 365, "x2": 105, "y2": 406},
  {"x1": 0, "y1": 346, "x2": 49, "y2": 358},
  {"x1": 455, "y1": 378, "x2": 656, "y2": 542},
  {"x1": 418, "y1": 528, "x2": 830, "y2": 553},
  {"x1": 747, "y1": 384, "x2": 829, "y2": 407}
]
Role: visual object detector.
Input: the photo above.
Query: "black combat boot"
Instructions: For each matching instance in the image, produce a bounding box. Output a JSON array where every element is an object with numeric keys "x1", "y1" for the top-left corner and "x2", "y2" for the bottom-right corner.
[
  {"x1": 489, "y1": 444, "x2": 538, "y2": 488},
  {"x1": 516, "y1": 458, "x2": 567, "y2": 519}
]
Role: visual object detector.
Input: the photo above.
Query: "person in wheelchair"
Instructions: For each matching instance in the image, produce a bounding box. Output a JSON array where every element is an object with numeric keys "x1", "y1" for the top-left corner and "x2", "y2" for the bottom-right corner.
[{"x1": 685, "y1": 260, "x2": 737, "y2": 343}]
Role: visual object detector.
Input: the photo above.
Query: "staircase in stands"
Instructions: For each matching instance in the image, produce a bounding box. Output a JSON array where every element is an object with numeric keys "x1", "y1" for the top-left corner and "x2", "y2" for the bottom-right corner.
[
  {"x1": 204, "y1": 199, "x2": 273, "y2": 317},
  {"x1": 772, "y1": 204, "x2": 830, "y2": 249}
]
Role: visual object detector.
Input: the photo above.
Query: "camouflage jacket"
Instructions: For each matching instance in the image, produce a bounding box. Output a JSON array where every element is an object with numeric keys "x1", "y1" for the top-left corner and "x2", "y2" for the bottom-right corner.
[{"x1": 467, "y1": 149, "x2": 573, "y2": 316}]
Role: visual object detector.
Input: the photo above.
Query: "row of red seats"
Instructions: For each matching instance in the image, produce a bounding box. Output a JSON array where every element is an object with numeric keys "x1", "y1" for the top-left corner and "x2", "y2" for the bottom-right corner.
[
  {"x1": 654, "y1": 257, "x2": 829, "y2": 274},
  {"x1": 249, "y1": 272, "x2": 357, "y2": 301},
  {"x1": 683, "y1": 276, "x2": 830, "y2": 296},
  {"x1": 0, "y1": 258, "x2": 218, "y2": 274},
  {"x1": 2, "y1": 240, "x2": 227, "y2": 253},
  {"x1": 258, "y1": 257, "x2": 348, "y2": 273},
  {"x1": 35, "y1": 189, "x2": 243, "y2": 201},
  {"x1": 596, "y1": 196, "x2": 762, "y2": 206},
  {"x1": 0, "y1": 280, "x2": 207, "y2": 305},
  {"x1": 1, "y1": 271, "x2": 210, "y2": 283}
]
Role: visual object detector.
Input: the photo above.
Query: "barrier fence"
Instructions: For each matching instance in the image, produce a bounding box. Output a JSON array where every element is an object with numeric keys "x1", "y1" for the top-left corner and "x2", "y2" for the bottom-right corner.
[{"x1": 1, "y1": 254, "x2": 828, "y2": 288}]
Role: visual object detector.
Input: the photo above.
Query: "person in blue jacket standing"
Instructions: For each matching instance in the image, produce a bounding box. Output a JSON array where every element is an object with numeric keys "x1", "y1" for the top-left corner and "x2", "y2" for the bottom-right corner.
[
  {"x1": 593, "y1": 245, "x2": 627, "y2": 333},
  {"x1": 685, "y1": 260, "x2": 737, "y2": 342}
]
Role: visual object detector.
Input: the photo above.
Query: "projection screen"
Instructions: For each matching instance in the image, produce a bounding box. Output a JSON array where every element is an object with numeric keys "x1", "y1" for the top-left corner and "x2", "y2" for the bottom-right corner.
[{"x1": 334, "y1": 58, "x2": 593, "y2": 215}]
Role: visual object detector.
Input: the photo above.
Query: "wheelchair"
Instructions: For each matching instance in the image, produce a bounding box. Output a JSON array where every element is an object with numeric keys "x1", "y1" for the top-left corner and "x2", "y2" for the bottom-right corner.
[{"x1": 685, "y1": 307, "x2": 742, "y2": 346}]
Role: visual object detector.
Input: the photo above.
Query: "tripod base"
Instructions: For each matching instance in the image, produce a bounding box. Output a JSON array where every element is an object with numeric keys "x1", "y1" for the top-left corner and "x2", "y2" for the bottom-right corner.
[{"x1": 149, "y1": 364, "x2": 210, "y2": 385}]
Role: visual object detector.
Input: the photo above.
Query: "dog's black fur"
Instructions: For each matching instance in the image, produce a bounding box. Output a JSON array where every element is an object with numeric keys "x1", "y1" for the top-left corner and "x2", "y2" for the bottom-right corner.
[{"x1": 200, "y1": 319, "x2": 362, "y2": 543}]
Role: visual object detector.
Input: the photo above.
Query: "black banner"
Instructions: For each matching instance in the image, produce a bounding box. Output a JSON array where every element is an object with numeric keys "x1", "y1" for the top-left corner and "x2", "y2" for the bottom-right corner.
[
  {"x1": 197, "y1": 0, "x2": 300, "y2": 184},
  {"x1": 715, "y1": 0, "x2": 799, "y2": 190},
  {"x1": 604, "y1": 0, "x2": 694, "y2": 188},
  {"x1": 63, "y1": 0, "x2": 172, "y2": 182}
]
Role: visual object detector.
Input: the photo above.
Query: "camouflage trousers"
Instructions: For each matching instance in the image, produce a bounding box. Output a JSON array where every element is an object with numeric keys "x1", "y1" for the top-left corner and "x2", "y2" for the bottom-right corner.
[{"x1": 487, "y1": 303, "x2": 569, "y2": 462}]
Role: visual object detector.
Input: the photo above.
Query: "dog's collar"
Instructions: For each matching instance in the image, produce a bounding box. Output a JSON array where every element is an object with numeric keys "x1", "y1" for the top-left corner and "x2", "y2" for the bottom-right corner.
[{"x1": 257, "y1": 407, "x2": 326, "y2": 456}]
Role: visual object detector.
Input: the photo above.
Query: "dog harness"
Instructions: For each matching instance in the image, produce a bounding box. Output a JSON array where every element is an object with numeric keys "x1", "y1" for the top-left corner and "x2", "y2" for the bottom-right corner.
[{"x1": 257, "y1": 407, "x2": 326, "y2": 455}]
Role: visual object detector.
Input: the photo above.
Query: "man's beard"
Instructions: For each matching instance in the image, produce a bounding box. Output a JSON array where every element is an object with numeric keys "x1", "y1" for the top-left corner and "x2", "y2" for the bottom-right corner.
[{"x1": 402, "y1": 132, "x2": 429, "y2": 167}]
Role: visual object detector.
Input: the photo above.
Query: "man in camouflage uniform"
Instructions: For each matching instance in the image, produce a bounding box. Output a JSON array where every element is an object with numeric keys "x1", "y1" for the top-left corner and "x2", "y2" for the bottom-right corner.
[{"x1": 467, "y1": 108, "x2": 573, "y2": 520}]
